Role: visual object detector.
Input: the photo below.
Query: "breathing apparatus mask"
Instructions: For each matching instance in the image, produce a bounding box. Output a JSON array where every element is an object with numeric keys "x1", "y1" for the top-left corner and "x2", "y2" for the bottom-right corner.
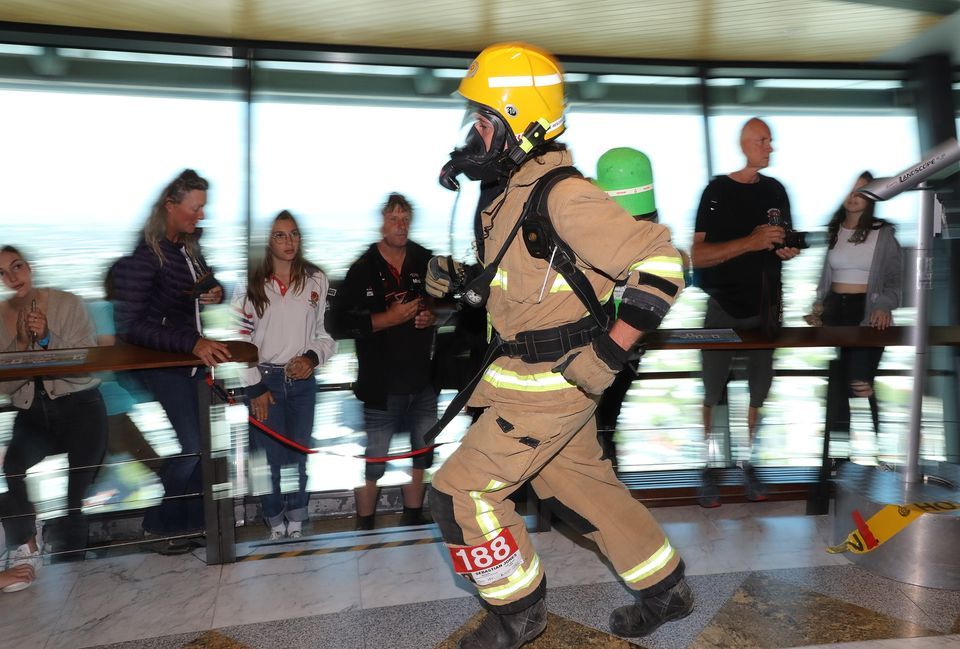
[{"x1": 439, "y1": 104, "x2": 555, "y2": 192}]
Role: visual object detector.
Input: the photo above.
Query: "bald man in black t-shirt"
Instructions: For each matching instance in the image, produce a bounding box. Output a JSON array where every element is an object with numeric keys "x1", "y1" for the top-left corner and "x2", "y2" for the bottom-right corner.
[{"x1": 691, "y1": 117, "x2": 801, "y2": 507}]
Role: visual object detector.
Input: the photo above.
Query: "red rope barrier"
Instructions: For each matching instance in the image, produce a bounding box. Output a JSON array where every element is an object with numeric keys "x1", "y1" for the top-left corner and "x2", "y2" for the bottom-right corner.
[{"x1": 205, "y1": 374, "x2": 447, "y2": 462}]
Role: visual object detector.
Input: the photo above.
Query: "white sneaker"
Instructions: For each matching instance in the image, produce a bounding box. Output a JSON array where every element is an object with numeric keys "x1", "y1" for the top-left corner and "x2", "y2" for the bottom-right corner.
[
  {"x1": 2, "y1": 543, "x2": 41, "y2": 593},
  {"x1": 269, "y1": 523, "x2": 286, "y2": 541},
  {"x1": 286, "y1": 521, "x2": 302, "y2": 539}
]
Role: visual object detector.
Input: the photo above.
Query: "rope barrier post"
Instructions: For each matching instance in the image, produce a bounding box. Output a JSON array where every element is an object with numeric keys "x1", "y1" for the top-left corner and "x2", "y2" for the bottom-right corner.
[{"x1": 198, "y1": 376, "x2": 235, "y2": 564}]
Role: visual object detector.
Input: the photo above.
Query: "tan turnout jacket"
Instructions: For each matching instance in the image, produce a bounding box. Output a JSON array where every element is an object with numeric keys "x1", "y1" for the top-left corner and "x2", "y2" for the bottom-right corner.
[{"x1": 469, "y1": 149, "x2": 684, "y2": 410}]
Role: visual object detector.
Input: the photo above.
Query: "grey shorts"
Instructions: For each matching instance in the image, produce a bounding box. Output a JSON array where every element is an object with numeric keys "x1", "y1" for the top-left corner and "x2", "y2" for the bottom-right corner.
[{"x1": 701, "y1": 298, "x2": 774, "y2": 409}]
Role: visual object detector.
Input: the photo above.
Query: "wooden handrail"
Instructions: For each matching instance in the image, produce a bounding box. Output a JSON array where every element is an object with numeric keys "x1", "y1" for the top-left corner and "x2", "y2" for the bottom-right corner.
[
  {"x1": 2, "y1": 325, "x2": 955, "y2": 381},
  {"x1": 0, "y1": 341, "x2": 258, "y2": 381}
]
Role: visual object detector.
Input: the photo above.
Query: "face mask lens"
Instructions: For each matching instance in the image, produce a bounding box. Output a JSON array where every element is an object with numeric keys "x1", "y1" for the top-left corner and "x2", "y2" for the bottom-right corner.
[
  {"x1": 454, "y1": 111, "x2": 487, "y2": 155},
  {"x1": 442, "y1": 104, "x2": 510, "y2": 186}
]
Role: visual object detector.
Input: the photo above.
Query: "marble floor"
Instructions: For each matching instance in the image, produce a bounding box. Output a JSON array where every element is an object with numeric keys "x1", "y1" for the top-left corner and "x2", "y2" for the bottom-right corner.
[{"x1": 2, "y1": 501, "x2": 958, "y2": 649}]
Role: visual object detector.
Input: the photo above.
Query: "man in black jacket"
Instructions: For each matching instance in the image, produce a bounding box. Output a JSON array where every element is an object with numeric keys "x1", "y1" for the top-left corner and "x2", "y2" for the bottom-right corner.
[{"x1": 332, "y1": 193, "x2": 438, "y2": 530}]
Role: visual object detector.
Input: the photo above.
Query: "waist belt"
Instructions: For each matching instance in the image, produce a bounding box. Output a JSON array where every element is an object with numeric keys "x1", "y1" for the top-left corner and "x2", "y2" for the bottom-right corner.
[
  {"x1": 497, "y1": 317, "x2": 599, "y2": 364},
  {"x1": 424, "y1": 316, "x2": 599, "y2": 445}
]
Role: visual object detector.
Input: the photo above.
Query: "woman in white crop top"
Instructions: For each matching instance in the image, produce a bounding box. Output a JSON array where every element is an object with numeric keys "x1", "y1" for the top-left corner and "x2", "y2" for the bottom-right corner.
[{"x1": 807, "y1": 171, "x2": 902, "y2": 437}]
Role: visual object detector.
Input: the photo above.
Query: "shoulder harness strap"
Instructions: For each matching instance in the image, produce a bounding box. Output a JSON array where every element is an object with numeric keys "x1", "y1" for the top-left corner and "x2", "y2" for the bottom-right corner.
[{"x1": 521, "y1": 166, "x2": 611, "y2": 330}]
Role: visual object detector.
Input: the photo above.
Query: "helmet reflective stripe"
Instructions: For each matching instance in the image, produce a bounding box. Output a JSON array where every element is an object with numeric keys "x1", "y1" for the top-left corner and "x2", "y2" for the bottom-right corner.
[
  {"x1": 487, "y1": 73, "x2": 562, "y2": 88},
  {"x1": 619, "y1": 538, "x2": 675, "y2": 584},
  {"x1": 606, "y1": 183, "x2": 654, "y2": 197},
  {"x1": 545, "y1": 116, "x2": 564, "y2": 135}
]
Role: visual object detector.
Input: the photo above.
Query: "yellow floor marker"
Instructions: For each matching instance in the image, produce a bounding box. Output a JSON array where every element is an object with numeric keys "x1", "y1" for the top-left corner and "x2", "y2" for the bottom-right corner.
[{"x1": 827, "y1": 501, "x2": 960, "y2": 555}]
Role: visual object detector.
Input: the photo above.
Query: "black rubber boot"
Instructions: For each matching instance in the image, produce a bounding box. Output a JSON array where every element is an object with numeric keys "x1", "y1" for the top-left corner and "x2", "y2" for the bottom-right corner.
[
  {"x1": 610, "y1": 578, "x2": 694, "y2": 638},
  {"x1": 458, "y1": 598, "x2": 548, "y2": 649}
]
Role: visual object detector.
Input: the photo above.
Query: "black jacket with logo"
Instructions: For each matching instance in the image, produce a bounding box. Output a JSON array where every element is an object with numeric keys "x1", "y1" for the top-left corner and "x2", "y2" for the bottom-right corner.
[{"x1": 331, "y1": 241, "x2": 435, "y2": 410}]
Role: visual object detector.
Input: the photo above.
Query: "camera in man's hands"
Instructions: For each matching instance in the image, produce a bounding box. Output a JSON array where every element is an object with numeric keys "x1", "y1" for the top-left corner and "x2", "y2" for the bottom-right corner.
[
  {"x1": 767, "y1": 209, "x2": 810, "y2": 250},
  {"x1": 780, "y1": 229, "x2": 809, "y2": 250}
]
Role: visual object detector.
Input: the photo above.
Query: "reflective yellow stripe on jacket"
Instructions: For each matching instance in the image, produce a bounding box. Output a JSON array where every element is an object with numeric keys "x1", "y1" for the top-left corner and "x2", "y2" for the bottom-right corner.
[
  {"x1": 630, "y1": 255, "x2": 684, "y2": 279},
  {"x1": 482, "y1": 363, "x2": 575, "y2": 392},
  {"x1": 549, "y1": 274, "x2": 571, "y2": 293}
]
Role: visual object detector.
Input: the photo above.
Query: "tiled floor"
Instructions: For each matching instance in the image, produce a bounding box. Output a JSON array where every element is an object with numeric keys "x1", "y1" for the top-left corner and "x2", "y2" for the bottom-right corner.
[{"x1": 2, "y1": 501, "x2": 958, "y2": 649}]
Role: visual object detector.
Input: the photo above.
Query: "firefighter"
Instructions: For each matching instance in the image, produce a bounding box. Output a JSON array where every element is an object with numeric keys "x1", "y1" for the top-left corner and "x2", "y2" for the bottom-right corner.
[
  {"x1": 593, "y1": 147, "x2": 659, "y2": 465},
  {"x1": 426, "y1": 43, "x2": 693, "y2": 649}
]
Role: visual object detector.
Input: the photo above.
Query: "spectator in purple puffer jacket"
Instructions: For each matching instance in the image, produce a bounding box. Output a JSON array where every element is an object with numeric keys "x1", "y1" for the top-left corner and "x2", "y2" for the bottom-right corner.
[{"x1": 113, "y1": 168, "x2": 231, "y2": 554}]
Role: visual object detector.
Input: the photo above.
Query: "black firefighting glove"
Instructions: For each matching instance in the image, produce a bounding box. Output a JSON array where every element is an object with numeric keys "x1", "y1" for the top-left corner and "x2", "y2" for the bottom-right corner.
[
  {"x1": 552, "y1": 333, "x2": 630, "y2": 396},
  {"x1": 426, "y1": 255, "x2": 467, "y2": 299}
]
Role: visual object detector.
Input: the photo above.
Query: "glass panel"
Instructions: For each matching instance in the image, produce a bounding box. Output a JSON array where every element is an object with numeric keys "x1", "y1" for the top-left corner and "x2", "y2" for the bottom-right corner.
[
  {"x1": 0, "y1": 48, "x2": 245, "y2": 525},
  {"x1": 563, "y1": 106, "x2": 710, "y2": 471},
  {"x1": 702, "y1": 78, "x2": 928, "y2": 467}
]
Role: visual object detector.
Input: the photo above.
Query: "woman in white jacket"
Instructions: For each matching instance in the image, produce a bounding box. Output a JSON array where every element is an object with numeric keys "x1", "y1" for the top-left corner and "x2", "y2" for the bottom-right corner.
[{"x1": 232, "y1": 212, "x2": 335, "y2": 539}]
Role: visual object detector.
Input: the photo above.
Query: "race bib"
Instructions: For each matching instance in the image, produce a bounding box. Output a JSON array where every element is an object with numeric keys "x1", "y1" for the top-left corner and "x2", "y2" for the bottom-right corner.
[{"x1": 449, "y1": 528, "x2": 523, "y2": 586}]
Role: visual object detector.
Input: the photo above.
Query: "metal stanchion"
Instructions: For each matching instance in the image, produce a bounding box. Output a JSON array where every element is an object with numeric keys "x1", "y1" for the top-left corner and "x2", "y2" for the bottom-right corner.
[{"x1": 905, "y1": 185, "x2": 935, "y2": 484}]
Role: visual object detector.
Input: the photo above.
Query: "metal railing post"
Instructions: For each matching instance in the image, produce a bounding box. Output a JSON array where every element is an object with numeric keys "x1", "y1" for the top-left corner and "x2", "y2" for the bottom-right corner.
[
  {"x1": 905, "y1": 187, "x2": 935, "y2": 484},
  {"x1": 198, "y1": 378, "x2": 236, "y2": 564}
]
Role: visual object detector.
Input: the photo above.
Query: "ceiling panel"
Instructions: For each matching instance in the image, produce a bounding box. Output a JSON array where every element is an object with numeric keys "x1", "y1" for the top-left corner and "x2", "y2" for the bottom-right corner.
[
  {"x1": 0, "y1": 0, "x2": 238, "y2": 38},
  {"x1": 0, "y1": 0, "x2": 953, "y2": 62}
]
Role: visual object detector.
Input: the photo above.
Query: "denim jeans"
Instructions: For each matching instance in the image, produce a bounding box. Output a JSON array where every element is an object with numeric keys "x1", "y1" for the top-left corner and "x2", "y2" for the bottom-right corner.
[
  {"x1": 822, "y1": 292, "x2": 884, "y2": 385},
  {"x1": 250, "y1": 365, "x2": 317, "y2": 527},
  {"x1": 363, "y1": 386, "x2": 438, "y2": 482},
  {"x1": 139, "y1": 369, "x2": 205, "y2": 536}
]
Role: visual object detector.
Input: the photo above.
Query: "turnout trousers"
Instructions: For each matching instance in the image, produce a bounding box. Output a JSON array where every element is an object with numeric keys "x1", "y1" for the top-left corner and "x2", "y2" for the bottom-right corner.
[{"x1": 431, "y1": 399, "x2": 682, "y2": 613}]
